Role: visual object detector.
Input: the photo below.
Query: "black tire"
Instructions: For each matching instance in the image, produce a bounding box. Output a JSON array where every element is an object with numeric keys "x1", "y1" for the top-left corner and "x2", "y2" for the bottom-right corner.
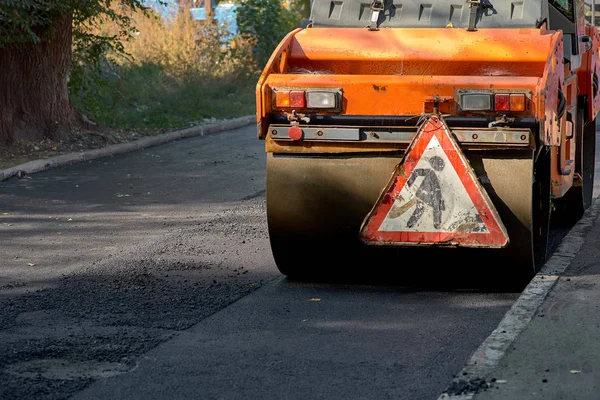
[
  {"x1": 503, "y1": 147, "x2": 551, "y2": 288},
  {"x1": 532, "y1": 147, "x2": 552, "y2": 271},
  {"x1": 268, "y1": 235, "x2": 320, "y2": 281},
  {"x1": 268, "y1": 235, "x2": 360, "y2": 282}
]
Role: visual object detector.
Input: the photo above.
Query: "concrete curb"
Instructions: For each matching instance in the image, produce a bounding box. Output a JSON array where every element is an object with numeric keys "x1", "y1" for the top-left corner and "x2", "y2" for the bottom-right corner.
[
  {"x1": 0, "y1": 115, "x2": 255, "y2": 182},
  {"x1": 437, "y1": 197, "x2": 600, "y2": 400}
]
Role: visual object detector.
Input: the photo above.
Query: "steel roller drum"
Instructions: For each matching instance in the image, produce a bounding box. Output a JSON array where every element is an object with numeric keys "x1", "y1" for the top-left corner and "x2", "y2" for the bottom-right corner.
[{"x1": 266, "y1": 150, "x2": 543, "y2": 282}]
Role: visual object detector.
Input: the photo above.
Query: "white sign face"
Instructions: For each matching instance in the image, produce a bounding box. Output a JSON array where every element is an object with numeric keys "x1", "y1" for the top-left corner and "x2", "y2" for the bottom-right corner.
[{"x1": 379, "y1": 135, "x2": 488, "y2": 234}]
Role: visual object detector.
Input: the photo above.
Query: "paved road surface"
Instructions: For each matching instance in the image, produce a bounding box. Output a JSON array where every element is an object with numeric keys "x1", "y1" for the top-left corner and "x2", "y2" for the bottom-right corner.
[{"x1": 1, "y1": 125, "x2": 598, "y2": 399}]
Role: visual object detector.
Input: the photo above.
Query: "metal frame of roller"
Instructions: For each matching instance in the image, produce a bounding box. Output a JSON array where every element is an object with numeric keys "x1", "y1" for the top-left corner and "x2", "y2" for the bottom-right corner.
[
  {"x1": 266, "y1": 136, "x2": 549, "y2": 281},
  {"x1": 256, "y1": 0, "x2": 600, "y2": 282}
]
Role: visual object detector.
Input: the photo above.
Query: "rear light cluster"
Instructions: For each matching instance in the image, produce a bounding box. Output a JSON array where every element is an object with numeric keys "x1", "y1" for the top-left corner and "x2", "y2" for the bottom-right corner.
[
  {"x1": 272, "y1": 88, "x2": 342, "y2": 111},
  {"x1": 460, "y1": 92, "x2": 527, "y2": 112}
]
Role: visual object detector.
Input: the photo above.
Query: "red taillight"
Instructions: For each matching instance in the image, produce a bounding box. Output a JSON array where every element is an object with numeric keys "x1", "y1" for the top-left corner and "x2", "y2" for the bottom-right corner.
[
  {"x1": 460, "y1": 90, "x2": 527, "y2": 112},
  {"x1": 274, "y1": 90, "x2": 306, "y2": 109},
  {"x1": 495, "y1": 94, "x2": 510, "y2": 111},
  {"x1": 290, "y1": 91, "x2": 306, "y2": 108},
  {"x1": 272, "y1": 87, "x2": 342, "y2": 110}
]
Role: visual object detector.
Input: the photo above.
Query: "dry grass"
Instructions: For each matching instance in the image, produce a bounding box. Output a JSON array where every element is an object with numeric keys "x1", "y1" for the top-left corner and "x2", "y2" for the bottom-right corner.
[
  {"x1": 123, "y1": 8, "x2": 255, "y2": 78},
  {"x1": 72, "y1": 6, "x2": 259, "y2": 131}
]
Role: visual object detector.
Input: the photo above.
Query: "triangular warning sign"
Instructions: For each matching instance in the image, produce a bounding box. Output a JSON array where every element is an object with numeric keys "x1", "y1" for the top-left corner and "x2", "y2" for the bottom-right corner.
[{"x1": 360, "y1": 115, "x2": 508, "y2": 248}]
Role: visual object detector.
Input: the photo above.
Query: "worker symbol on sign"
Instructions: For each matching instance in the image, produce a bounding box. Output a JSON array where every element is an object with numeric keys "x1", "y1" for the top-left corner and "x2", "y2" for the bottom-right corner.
[
  {"x1": 406, "y1": 156, "x2": 446, "y2": 229},
  {"x1": 378, "y1": 133, "x2": 491, "y2": 234}
]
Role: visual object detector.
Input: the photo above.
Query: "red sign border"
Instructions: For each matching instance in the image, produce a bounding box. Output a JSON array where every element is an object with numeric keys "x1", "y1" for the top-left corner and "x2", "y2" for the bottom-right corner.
[{"x1": 360, "y1": 115, "x2": 509, "y2": 248}]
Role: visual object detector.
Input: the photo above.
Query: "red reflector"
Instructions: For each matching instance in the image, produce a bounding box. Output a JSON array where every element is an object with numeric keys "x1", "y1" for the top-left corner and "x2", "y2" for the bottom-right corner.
[
  {"x1": 495, "y1": 94, "x2": 510, "y2": 111},
  {"x1": 290, "y1": 91, "x2": 306, "y2": 108},
  {"x1": 289, "y1": 126, "x2": 303, "y2": 141}
]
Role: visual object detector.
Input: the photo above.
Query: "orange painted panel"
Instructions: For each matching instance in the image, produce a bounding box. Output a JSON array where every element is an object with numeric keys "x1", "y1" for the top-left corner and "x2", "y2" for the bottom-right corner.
[
  {"x1": 256, "y1": 28, "x2": 303, "y2": 138},
  {"x1": 257, "y1": 27, "x2": 564, "y2": 147},
  {"x1": 287, "y1": 28, "x2": 559, "y2": 77},
  {"x1": 264, "y1": 74, "x2": 540, "y2": 117}
]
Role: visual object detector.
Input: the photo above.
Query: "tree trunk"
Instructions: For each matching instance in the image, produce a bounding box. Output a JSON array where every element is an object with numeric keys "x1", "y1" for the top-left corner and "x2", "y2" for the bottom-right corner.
[{"x1": 0, "y1": 13, "x2": 82, "y2": 144}]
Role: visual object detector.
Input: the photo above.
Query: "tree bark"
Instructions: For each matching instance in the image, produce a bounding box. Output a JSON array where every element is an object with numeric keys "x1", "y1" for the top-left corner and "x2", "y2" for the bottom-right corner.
[{"x1": 0, "y1": 12, "x2": 82, "y2": 144}]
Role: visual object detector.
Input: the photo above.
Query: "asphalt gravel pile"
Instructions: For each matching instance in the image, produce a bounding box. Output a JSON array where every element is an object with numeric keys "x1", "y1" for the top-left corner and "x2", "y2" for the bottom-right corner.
[
  {"x1": 444, "y1": 376, "x2": 492, "y2": 396},
  {"x1": 0, "y1": 198, "x2": 276, "y2": 400}
]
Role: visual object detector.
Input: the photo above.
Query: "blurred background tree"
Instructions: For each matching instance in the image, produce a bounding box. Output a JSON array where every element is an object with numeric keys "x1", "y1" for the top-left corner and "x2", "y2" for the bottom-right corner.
[
  {"x1": 235, "y1": 0, "x2": 309, "y2": 68},
  {"x1": 0, "y1": 0, "x2": 150, "y2": 143},
  {"x1": 0, "y1": 0, "x2": 313, "y2": 144}
]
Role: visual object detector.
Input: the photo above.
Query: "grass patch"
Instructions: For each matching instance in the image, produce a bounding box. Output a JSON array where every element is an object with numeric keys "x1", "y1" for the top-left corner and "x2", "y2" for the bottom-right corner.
[{"x1": 73, "y1": 63, "x2": 257, "y2": 131}]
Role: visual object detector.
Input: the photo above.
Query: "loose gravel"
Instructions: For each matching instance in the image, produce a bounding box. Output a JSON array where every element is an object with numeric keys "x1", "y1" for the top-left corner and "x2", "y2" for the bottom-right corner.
[{"x1": 0, "y1": 198, "x2": 276, "y2": 400}]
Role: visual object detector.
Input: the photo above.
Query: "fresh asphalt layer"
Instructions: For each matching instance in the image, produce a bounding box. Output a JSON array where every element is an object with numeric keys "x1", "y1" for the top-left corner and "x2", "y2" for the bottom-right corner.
[
  {"x1": 1, "y1": 121, "x2": 276, "y2": 399},
  {"x1": 1, "y1": 122, "x2": 518, "y2": 400},
  {"x1": 1, "y1": 119, "x2": 599, "y2": 399},
  {"x1": 71, "y1": 279, "x2": 517, "y2": 400}
]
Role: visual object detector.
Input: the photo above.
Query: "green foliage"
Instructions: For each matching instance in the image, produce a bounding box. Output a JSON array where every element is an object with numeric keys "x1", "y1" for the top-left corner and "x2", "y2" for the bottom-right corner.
[
  {"x1": 0, "y1": 1, "x2": 150, "y2": 45},
  {"x1": 70, "y1": 3, "x2": 259, "y2": 131},
  {"x1": 289, "y1": 0, "x2": 312, "y2": 20},
  {"x1": 0, "y1": 0, "x2": 156, "y2": 101},
  {"x1": 235, "y1": 0, "x2": 300, "y2": 69},
  {"x1": 70, "y1": 62, "x2": 256, "y2": 130},
  {"x1": 0, "y1": 0, "x2": 69, "y2": 44}
]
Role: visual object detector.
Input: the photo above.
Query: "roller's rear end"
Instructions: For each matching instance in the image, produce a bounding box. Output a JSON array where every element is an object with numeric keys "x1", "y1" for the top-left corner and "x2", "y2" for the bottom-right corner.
[{"x1": 256, "y1": 0, "x2": 600, "y2": 282}]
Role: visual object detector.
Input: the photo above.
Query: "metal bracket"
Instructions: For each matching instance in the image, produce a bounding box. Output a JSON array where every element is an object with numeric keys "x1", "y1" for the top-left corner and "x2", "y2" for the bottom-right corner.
[
  {"x1": 580, "y1": 35, "x2": 593, "y2": 53},
  {"x1": 559, "y1": 111, "x2": 575, "y2": 175},
  {"x1": 286, "y1": 110, "x2": 310, "y2": 124},
  {"x1": 488, "y1": 115, "x2": 515, "y2": 128},
  {"x1": 467, "y1": 0, "x2": 480, "y2": 32},
  {"x1": 558, "y1": 155, "x2": 573, "y2": 175},
  {"x1": 368, "y1": 0, "x2": 384, "y2": 31},
  {"x1": 466, "y1": 0, "x2": 493, "y2": 32},
  {"x1": 566, "y1": 110, "x2": 574, "y2": 140}
]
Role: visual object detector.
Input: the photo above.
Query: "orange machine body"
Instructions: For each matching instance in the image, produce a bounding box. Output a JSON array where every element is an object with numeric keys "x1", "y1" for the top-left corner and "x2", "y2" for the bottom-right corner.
[
  {"x1": 258, "y1": 13, "x2": 600, "y2": 278},
  {"x1": 257, "y1": 26, "x2": 600, "y2": 200}
]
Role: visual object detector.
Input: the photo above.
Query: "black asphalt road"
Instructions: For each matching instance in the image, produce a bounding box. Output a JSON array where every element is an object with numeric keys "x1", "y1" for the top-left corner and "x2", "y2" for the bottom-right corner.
[{"x1": 1, "y1": 124, "x2": 596, "y2": 400}]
